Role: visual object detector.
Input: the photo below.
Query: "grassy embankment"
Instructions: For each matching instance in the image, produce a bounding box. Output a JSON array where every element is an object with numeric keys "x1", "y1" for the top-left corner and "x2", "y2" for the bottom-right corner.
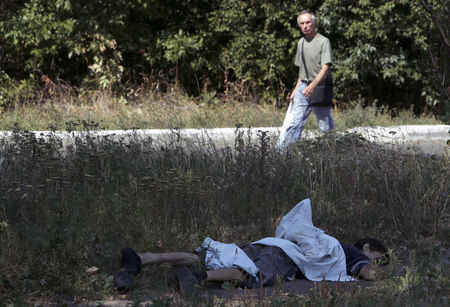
[
  {"x1": 0, "y1": 87, "x2": 442, "y2": 131},
  {"x1": 0, "y1": 89, "x2": 448, "y2": 305}
]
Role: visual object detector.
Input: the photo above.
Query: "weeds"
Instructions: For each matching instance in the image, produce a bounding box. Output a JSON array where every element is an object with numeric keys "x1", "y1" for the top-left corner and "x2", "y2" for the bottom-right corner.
[
  {"x1": 0, "y1": 83, "x2": 442, "y2": 131},
  {"x1": 0, "y1": 125, "x2": 448, "y2": 305}
]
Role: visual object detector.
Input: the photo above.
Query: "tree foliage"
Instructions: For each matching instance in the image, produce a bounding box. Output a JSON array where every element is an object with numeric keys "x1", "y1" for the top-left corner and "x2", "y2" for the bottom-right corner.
[
  {"x1": 0, "y1": 0, "x2": 448, "y2": 119},
  {"x1": 320, "y1": 0, "x2": 431, "y2": 109},
  {"x1": 418, "y1": 0, "x2": 449, "y2": 121}
]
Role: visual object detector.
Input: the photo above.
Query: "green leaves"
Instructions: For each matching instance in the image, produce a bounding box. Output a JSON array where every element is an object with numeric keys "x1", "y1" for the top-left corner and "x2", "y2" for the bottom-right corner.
[
  {"x1": 159, "y1": 30, "x2": 203, "y2": 65},
  {"x1": 319, "y1": 0, "x2": 442, "y2": 109},
  {"x1": 0, "y1": 0, "x2": 447, "y2": 116}
]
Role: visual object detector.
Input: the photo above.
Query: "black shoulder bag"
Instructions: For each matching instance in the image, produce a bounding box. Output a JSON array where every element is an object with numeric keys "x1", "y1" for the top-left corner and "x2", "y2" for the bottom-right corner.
[{"x1": 301, "y1": 38, "x2": 333, "y2": 106}]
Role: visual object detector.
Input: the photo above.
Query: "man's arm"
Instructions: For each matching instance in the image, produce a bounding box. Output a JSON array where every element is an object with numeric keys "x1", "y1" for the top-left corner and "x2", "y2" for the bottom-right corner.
[
  {"x1": 301, "y1": 63, "x2": 330, "y2": 97},
  {"x1": 289, "y1": 78, "x2": 302, "y2": 103},
  {"x1": 206, "y1": 268, "x2": 246, "y2": 282}
]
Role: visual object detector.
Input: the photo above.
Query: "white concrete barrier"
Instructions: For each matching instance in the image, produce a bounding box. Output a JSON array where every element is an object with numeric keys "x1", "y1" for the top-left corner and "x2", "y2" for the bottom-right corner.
[{"x1": 0, "y1": 125, "x2": 448, "y2": 155}]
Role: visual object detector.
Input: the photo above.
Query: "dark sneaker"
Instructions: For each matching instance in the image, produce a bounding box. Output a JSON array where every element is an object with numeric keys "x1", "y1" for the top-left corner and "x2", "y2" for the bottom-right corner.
[
  {"x1": 174, "y1": 266, "x2": 199, "y2": 296},
  {"x1": 113, "y1": 271, "x2": 133, "y2": 292},
  {"x1": 121, "y1": 247, "x2": 142, "y2": 275}
]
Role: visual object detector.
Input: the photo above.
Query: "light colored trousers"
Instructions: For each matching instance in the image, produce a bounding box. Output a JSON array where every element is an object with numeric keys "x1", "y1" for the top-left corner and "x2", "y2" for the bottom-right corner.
[{"x1": 278, "y1": 82, "x2": 334, "y2": 148}]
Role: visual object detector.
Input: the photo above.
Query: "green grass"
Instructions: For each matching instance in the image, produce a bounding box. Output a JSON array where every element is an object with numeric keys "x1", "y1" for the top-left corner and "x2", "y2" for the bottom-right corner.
[
  {"x1": 0, "y1": 126, "x2": 448, "y2": 305},
  {"x1": 0, "y1": 87, "x2": 447, "y2": 304},
  {"x1": 0, "y1": 88, "x2": 442, "y2": 131}
]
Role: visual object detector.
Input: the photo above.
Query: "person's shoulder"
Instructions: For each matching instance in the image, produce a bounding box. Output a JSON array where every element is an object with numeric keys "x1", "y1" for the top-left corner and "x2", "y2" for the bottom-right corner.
[
  {"x1": 341, "y1": 243, "x2": 365, "y2": 258},
  {"x1": 316, "y1": 33, "x2": 329, "y2": 40},
  {"x1": 296, "y1": 37, "x2": 305, "y2": 50},
  {"x1": 316, "y1": 33, "x2": 330, "y2": 44}
]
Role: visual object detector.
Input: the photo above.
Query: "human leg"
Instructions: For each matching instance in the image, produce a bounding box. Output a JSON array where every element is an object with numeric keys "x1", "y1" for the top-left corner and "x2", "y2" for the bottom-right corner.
[
  {"x1": 312, "y1": 106, "x2": 334, "y2": 132},
  {"x1": 174, "y1": 266, "x2": 201, "y2": 296},
  {"x1": 138, "y1": 251, "x2": 200, "y2": 266},
  {"x1": 195, "y1": 245, "x2": 301, "y2": 289},
  {"x1": 172, "y1": 267, "x2": 246, "y2": 296},
  {"x1": 114, "y1": 248, "x2": 200, "y2": 292},
  {"x1": 278, "y1": 83, "x2": 312, "y2": 147},
  {"x1": 279, "y1": 104, "x2": 311, "y2": 146},
  {"x1": 241, "y1": 244, "x2": 299, "y2": 288},
  {"x1": 113, "y1": 247, "x2": 142, "y2": 291}
]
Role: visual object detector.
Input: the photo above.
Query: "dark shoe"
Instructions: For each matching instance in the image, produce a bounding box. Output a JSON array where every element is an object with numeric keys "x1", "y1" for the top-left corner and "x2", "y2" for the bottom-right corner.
[
  {"x1": 113, "y1": 271, "x2": 133, "y2": 292},
  {"x1": 174, "y1": 266, "x2": 199, "y2": 296},
  {"x1": 192, "y1": 270, "x2": 207, "y2": 282},
  {"x1": 121, "y1": 247, "x2": 142, "y2": 275}
]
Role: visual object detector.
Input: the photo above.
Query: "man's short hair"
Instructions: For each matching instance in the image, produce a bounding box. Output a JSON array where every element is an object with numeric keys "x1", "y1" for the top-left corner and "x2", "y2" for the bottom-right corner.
[
  {"x1": 355, "y1": 238, "x2": 390, "y2": 264},
  {"x1": 297, "y1": 10, "x2": 316, "y2": 24},
  {"x1": 355, "y1": 238, "x2": 387, "y2": 253}
]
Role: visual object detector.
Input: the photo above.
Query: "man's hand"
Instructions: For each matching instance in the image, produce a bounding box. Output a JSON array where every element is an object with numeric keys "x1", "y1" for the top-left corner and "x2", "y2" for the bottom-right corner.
[
  {"x1": 289, "y1": 91, "x2": 296, "y2": 103},
  {"x1": 359, "y1": 264, "x2": 392, "y2": 280},
  {"x1": 359, "y1": 264, "x2": 377, "y2": 280},
  {"x1": 289, "y1": 78, "x2": 303, "y2": 103},
  {"x1": 302, "y1": 63, "x2": 330, "y2": 97},
  {"x1": 301, "y1": 84, "x2": 315, "y2": 97}
]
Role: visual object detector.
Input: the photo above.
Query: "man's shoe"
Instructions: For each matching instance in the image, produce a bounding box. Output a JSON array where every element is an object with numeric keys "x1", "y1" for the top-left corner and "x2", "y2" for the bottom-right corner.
[
  {"x1": 174, "y1": 266, "x2": 199, "y2": 296},
  {"x1": 113, "y1": 271, "x2": 133, "y2": 292},
  {"x1": 192, "y1": 270, "x2": 207, "y2": 282},
  {"x1": 121, "y1": 247, "x2": 142, "y2": 275}
]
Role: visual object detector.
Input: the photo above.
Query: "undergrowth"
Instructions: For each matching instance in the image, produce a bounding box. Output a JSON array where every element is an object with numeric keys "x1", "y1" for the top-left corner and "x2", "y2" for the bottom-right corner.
[
  {"x1": 0, "y1": 85, "x2": 442, "y2": 131},
  {"x1": 0, "y1": 127, "x2": 448, "y2": 305}
]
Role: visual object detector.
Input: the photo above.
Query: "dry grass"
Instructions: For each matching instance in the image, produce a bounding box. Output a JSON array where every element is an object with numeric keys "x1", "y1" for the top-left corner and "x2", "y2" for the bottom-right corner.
[
  {"x1": 0, "y1": 84, "x2": 442, "y2": 131},
  {"x1": 0, "y1": 82, "x2": 447, "y2": 305},
  {"x1": 0, "y1": 87, "x2": 285, "y2": 131},
  {"x1": 0, "y1": 128, "x2": 448, "y2": 305}
]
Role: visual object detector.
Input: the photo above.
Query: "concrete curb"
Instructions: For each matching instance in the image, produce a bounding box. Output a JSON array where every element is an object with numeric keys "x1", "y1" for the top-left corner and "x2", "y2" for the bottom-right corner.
[
  {"x1": 0, "y1": 125, "x2": 447, "y2": 139},
  {"x1": 1, "y1": 125, "x2": 449, "y2": 154},
  {"x1": 349, "y1": 125, "x2": 450, "y2": 142}
]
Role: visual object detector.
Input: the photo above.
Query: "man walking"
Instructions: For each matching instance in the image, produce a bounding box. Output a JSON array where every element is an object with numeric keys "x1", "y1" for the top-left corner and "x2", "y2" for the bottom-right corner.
[{"x1": 278, "y1": 10, "x2": 334, "y2": 148}]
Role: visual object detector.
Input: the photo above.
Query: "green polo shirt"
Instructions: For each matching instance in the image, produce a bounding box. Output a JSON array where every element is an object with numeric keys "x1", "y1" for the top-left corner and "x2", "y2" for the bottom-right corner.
[{"x1": 294, "y1": 33, "x2": 332, "y2": 80}]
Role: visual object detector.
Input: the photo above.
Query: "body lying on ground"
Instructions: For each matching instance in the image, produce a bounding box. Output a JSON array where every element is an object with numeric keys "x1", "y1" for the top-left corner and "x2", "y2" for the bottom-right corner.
[{"x1": 113, "y1": 199, "x2": 390, "y2": 293}]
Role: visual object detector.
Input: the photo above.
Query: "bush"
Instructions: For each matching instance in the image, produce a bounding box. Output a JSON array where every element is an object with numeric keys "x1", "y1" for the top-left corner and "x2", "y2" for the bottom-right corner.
[
  {"x1": 0, "y1": 0, "x2": 448, "y2": 116},
  {"x1": 0, "y1": 72, "x2": 37, "y2": 108}
]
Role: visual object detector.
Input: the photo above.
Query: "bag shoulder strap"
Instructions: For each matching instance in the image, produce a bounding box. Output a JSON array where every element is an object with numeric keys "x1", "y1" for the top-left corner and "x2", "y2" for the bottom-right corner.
[
  {"x1": 301, "y1": 37, "x2": 332, "y2": 85},
  {"x1": 301, "y1": 38, "x2": 310, "y2": 82}
]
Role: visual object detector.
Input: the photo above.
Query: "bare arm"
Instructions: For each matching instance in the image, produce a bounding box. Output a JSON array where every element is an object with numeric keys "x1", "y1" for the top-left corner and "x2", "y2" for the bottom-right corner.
[
  {"x1": 302, "y1": 63, "x2": 330, "y2": 97},
  {"x1": 206, "y1": 268, "x2": 246, "y2": 282}
]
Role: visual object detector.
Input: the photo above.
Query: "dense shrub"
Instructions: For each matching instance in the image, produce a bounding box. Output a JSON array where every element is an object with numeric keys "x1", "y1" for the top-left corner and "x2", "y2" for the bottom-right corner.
[{"x1": 0, "y1": 0, "x2": 448, "y2": 118}]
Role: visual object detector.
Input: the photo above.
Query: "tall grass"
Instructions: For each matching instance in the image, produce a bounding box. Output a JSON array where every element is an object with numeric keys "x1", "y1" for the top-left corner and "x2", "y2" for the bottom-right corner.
[
  {"x1": 0, "y1": 85, "x2": 442, "y2": 131},
  {"x1": 0, "y1": 127, "x2": 448, "y2": 304}
]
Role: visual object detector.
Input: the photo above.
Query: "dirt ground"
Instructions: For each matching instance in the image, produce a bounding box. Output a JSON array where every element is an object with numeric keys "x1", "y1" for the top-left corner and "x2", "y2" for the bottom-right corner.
[
  {"x1": 31, "y1": 262, "x2": 409, "y2": 306},
  {"x1": 39, "y1": 279, "x2": 374, "y2": 306}
]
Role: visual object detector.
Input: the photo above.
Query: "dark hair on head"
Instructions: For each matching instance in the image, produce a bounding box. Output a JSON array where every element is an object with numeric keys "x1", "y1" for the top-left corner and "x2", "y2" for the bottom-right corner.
[
  {"x1": 355, "y1": 238, "x2": 390, "y2": 264},
  {"x1": 355, "y1": 238, "x2": 387, "y2": 253}
]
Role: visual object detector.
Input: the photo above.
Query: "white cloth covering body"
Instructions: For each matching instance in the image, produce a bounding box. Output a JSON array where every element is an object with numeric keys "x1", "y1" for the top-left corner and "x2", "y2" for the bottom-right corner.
[
  {"x1": 199, "y1": 199, "x2": 353, "y2": 281},
  {"x1": 197, "y1": 237, "x2": 260, "y2": 278}
]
